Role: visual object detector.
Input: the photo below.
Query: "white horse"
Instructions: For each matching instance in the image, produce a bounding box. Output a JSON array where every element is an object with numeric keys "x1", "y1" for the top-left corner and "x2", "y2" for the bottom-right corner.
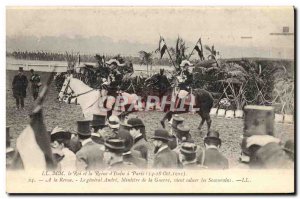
[
  {"x1": 58, "y1": 75, "x2": 108, "y2": 120},
  {"x1": 58, "y1": 75, "x2": 141, "y2": 120}
]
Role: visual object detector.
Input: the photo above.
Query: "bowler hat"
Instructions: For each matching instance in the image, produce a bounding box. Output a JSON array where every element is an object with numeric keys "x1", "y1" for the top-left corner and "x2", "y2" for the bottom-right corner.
[
  {"x1": 91, "y1": 114, "x2": 106, "y2": 127},
  {"x1": 204, "y1": 130, "x2": 221, "y2": 146},
  {"x1": 104, "y1": 138, "x2": 126, "y2": 153},
  {"x1": 171, "y1": 115, "x2": 184, "y2": 129},
  {"x1": 77, "y1": 120, "x2": 91, "y2": 136},
  {"x1": 127, "y1": 118, "x2": 145, "y2": 128},
  {"x1": 151, "y1": 129, "x2": 170, "y2": 142},
  {"x1": 180, "y1": 142, "x2": 197, "y2": 154},
  {"x1": 18, "y1": 67, "x2": 24, "y2": 72},
  {"x1": 50, "y1": 126, "x2": 71, "y2": 142}
]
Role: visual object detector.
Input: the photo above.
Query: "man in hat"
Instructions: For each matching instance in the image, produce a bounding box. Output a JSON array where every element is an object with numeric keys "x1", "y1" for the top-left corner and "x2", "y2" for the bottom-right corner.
[
  {"x1": 12, "y1": 67, "x2": 28, "y2": 110},
  {"x1": 107, "y1": 115, "x2": 120, "y2": 135},
  {"x1": 152, "y1": 129, "x2": 181, "y2": 169},
  {"x1": 50, "y1": 126, "x2": 76, "y2": 171},
  {"x1": 197, "y1": 130, "x2": 229, "y2": 169},
  {"x1": 179, "y1": 142, "x2": 200, "y2": 169},
  {"x1": 75, "y1": 120, "x2": 105, "y2": 170},
  {"x1": 29, "y1": 69, "x2": 41, "y2": 100},
  {"x1": 177, "y1": 60, "x2": 193, "y2": 91},
  {"x1": 90, "y1": 114, "x2": 107, "y2": 145},
  {"x1": 118, "y1": 129, "x2": 147, "y2": 168},
  {"x1": 245, "y1": 135, "x2": 293, "y2": 169},
  {"x1": 124, "y1": 117, "x2": 150, "y2": 161},
  {"x1": 167, "y1": 115, "x2": 184, "y2": 150},
  {"x1": 103, "y1": 138, "x2": 136, "y2": 169}
]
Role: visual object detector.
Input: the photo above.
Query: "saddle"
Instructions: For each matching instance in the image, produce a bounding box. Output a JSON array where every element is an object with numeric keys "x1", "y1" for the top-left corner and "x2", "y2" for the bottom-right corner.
[{"x1": 174, "y1": 88, "x2": 196, "y2": 108}]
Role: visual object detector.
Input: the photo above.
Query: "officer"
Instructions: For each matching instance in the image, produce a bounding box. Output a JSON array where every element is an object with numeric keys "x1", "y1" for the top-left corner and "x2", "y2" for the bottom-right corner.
[
  {"x1": 179, "y1": 142, "x2": 200, "y2": 169},
  {"x1": 29, "y1": 69, "x2": 41, "y2": 100},
  {"x1": 12, "y1": 67, "x2": 28, "y2": 110}
]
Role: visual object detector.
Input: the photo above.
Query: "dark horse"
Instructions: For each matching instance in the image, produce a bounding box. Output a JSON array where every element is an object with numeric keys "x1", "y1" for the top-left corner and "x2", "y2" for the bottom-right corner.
[{"x1": 145, "y1": 71, "x2": 214, "y2": 134}]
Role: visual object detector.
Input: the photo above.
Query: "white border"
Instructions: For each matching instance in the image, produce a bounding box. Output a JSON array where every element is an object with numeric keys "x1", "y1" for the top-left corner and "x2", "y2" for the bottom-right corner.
[{"x1": 1, "y1": 1, "x2": 298, "y2": 198}]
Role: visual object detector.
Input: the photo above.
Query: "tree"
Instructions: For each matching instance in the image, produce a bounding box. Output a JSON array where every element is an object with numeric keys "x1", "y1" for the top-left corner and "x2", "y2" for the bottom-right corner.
[{"x1": 138, "y1": 51, "x2": 153, "y2": 75}]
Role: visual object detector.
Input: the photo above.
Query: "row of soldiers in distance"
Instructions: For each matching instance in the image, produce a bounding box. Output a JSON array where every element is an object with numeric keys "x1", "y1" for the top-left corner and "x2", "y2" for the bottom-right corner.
[{"x1": 7, "y1": 112, "x2": 294, "y2": 170}]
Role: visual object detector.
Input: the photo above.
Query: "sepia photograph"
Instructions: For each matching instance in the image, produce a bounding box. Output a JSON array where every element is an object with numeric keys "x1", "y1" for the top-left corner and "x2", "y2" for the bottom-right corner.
[{"x1": 5, "y1": 6, "x2": 295, "y2": 194}]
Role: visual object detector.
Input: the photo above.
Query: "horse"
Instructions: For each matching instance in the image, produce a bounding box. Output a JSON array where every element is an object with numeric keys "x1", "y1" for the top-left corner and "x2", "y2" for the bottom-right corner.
[
  {"x1": 146, "y1": 72, "x2": 214, "y2": 134},
  {"x1": 58, "y1": 75, "x2": 142, "y2": 120}
]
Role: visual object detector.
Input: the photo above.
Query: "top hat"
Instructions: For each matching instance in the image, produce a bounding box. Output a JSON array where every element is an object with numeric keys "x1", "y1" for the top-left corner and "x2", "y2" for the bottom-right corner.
[
  {"x1": 91, "y1": 114, "x2": 106, "y2": 127},
  {"x1": 108, "y1": 115, "x2": 120, "y2": 129},
  {"x1": 50, "y1": 126, "x2": 71, "y2": 142},
  {"x1": 180, "y1": 142, "x2": 197, "y2": 154},
  {"x1": 204, "y1": 130, "x2": 221, "y2": 146},
  {"x1": 18, "y1": 67, "x2": 24, "y2": 72},
  {"x1": 151, "y1": 129, "x2": 170, "y2": 142},
  {"x1": 77, "y1": 120, "x2": 91, "y2": 136},
  {"x1": 104, "y1": 138, "x2": 126, "y2": 153},
  {"x1": 180, "y1": 60, "x2": 193, "y2": 67},
  {"x1": 171, "y1": 115, "x2": 184, "y2": 129},
  {"x1": 118, "y1": 129, "x2": 133, "y2": 152}
]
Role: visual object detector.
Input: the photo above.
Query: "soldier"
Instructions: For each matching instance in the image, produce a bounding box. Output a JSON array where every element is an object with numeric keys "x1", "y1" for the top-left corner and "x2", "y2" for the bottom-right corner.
[
  {"x1": 12, "y1": 67, "x2": 28, "y2": 110},
  {"x1": 103, "y1": 138, "x2": 136, "y2": 170},
  {"x1": 90, "y1": 114, "x2": 107, "y2": 146},
  {"x1": 179, "y1": 142, "x2": 200, "y2": 169},
  {"x1": 29, "y1": 69, "x2": 41, "y2": 100},
  {"x1": 124, "y1": 117, "x2": 150, "y2": 161},
  {"x1": 118, "y1": 129, "x2": 147, "y2": 168},
  {"x1": 151, "y1": 129, "x2": 181, "y2": 169},
  {"x1": 174, "y1": 124, "x2": 192, "y2": 143},
  {"x1": 197, "y1": 130, "x2": 229, "y2": 169},
  {"x1": 177, "y1": 60, "x2": 193, "y2": 92},
  {"x1": 50, "y1": 126, "x2": 76, "y2": 171},
  {"x1": 75, "y1": 120, "x2": 105, "y2": 170}
]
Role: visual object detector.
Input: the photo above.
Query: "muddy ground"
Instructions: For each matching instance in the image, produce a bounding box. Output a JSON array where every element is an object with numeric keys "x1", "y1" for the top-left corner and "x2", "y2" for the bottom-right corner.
[{"x1": 6, "y1": 70, "x2": 294, "y2": 168}]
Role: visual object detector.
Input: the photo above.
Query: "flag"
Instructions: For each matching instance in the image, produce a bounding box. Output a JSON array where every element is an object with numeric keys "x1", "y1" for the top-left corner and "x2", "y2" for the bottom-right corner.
[
  {"x1": 14, "y1": 110, "x2": 56, "y2": 171},
  {"x1": 194, "y1": 38, "x2": 205, "y2": 61},
  {"x1": 156, "y1": 37, "x2": 167, "y2": 59},
  {"x1": 12, "y1": 71, "x2": 57, "y2": 171}
]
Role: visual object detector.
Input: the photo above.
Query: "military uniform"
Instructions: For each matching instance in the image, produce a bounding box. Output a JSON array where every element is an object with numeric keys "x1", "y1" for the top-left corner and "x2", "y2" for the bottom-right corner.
[
  {"x1": 30, "y1": 72, "x2": 41, "y2": 100},
  {"x1": 12, "y1": 67, "x2": 28, "y2": 109}
]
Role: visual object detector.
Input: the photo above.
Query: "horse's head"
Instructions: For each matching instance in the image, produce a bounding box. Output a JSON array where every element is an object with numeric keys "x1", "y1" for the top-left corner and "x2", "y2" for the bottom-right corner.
[{"x1": 58, "y1": 75, "x2": 74, "y2": 102}]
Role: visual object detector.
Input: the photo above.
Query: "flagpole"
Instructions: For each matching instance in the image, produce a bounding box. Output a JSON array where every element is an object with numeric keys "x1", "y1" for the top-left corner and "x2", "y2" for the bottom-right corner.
[
  {"x1": 188, "y1": 38, "x2": 201, "y2": 60},
  {"x1": 162, "y1": 38, "x2": 177, "y2": 69}
]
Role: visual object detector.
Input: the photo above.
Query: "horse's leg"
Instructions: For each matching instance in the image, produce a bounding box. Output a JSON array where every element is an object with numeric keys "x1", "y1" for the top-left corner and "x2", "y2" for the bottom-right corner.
[
  {"x1": 161, "y1": 111, "x2": 173, "y2": 128},
  {"x1": 206, "y1": 114, "x2": 212, "y2": 133}
]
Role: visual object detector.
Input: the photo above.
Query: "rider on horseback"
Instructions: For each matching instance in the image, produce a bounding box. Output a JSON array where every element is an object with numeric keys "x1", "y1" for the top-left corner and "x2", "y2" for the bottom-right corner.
[{"x1": 176, "y1": 60, "x2": 194, "y2": 92}]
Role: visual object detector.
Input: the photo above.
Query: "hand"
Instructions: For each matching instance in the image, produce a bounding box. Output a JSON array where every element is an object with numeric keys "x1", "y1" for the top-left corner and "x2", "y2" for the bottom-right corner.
[{"x1": 246, "y1": 135, "x2": 280, "y2": 148}]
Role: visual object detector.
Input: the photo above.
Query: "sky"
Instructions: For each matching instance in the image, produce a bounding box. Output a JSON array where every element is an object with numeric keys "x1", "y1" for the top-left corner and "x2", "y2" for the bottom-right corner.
[{"x1": 6, "y1": 7, "x2": 294, "y2": 59}]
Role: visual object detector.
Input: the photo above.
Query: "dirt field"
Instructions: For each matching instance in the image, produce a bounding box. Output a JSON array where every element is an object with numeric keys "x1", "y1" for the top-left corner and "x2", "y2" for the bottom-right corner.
[{"x1": 6, "y1": 70, "x2": 294, "y2": 168}]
